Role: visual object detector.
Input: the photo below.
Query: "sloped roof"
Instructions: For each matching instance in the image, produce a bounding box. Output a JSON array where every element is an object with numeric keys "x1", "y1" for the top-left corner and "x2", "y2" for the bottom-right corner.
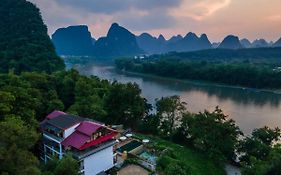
[
  {"x1": 42, "y1": 111, "x2": 118, "y2": 151},
  {"x1": 76, "y1": 121, "x2": 102, "y2": 136},
  {"x1": 46, "y1": 110, "x2": 66, "y2": 120},
  {"x1": 47, "y1": 114, "x2": 85, "y2": 130},
  {"x1": 79, "y1": 132, "x2": 118, "y2": 150},
  {"x1": 61, "y1": 131, "x2": 90, "y2": 149},
  {"x1": 61, "y1": 121, "x2": 117, "y2": 150},
  {"x1": 61, "y1": 121, "x2": 102, "y2": 149}
]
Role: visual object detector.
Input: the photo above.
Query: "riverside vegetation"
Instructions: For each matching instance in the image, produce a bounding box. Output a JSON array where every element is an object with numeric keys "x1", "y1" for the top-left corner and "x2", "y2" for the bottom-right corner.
[{"x1": 115, "y1": 47, "x2": 281, "y2": 89}]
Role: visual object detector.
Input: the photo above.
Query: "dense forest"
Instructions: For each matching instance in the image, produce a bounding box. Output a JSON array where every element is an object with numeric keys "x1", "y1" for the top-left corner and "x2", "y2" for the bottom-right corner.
[
  {"x1": 0, "y1": 0, "x2": 65, "y2": 74},
  {"x1": 151, "y1": 47, "x2": 281, "y2": 61},
  {"x1": 115, "y1": 58, "x2": 281, "y2": 89}
]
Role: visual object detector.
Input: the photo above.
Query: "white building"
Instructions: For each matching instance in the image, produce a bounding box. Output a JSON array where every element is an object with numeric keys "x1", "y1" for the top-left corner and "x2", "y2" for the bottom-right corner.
[{"x1": 40, "y1": 111, "x2": 118, "y2": 175}]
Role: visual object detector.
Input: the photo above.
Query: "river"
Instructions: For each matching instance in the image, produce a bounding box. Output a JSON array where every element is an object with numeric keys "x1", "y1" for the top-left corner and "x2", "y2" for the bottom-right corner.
[{"x1": 69, "y1": 62, "x2": 281, "y2": 135}]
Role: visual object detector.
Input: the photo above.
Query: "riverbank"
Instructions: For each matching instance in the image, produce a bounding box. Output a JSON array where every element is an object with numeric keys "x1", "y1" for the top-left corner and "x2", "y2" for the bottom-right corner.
[
  {"x1": 115, "y1": 58, "x2": 281, "y2": 91},
  {"x1": 117, "y1": 69, "x2": 281, "y2": 95}
]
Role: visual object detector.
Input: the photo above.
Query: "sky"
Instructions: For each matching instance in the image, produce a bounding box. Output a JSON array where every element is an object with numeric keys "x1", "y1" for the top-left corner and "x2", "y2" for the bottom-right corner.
[{"x1": 28, "y1": 0, "x2": 281, "y2": 42}]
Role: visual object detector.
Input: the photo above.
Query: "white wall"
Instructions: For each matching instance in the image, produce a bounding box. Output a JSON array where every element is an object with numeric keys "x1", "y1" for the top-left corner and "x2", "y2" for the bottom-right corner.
[
  {"x1": 64, "y1": 123, "x2": 80, "y2": 138},
  {"x1": 83, "y1": 146, "x2": 114, "y2": 175}
]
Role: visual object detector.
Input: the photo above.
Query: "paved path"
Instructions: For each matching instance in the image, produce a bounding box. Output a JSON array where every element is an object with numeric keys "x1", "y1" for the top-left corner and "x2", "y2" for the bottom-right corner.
[{"x1": 118, "y1": 165, "x2": 149, "y2": 175}]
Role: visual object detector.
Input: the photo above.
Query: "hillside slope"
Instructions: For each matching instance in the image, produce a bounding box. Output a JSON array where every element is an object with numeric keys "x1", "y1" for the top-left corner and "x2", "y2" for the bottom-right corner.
[{"x1": 0, "y1": 0, "x2": 64, "y2": 73}]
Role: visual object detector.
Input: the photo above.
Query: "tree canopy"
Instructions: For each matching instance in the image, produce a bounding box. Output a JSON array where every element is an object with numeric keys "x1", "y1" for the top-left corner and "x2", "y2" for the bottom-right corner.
[
  {"x1": 0, "y1": 117, "x2": 40, "y2": 175},
  {"x1": 0, "y1": 0, "x2": 65, "y2": 74},
  {"x1": 155, "y1": 96, "x2": 187, "y2": 138},
  {"x1": 115, "y1": 57, "x2": 281, "y2": 89}
]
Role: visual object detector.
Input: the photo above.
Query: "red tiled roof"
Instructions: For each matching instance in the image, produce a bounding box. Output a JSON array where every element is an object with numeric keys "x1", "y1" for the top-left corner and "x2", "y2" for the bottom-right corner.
[
  {"x1": 61, "y1": 131, "x2": 90, "y2": 149},
  {"x1": 62, "y1": 131, "x2": 118, "y2": 150},
  {"x1": 76, "y1": 121, "x2": 102, "y2": 136},
  {"x1": 43, "y1": 111, "x2": 117, "y2": 150},
  {"x1": 61, "y1": 121, "x2": 117, "y2": 150},
  {"x1": 79, "y1": 132, "x2": 118, "y2": 150}
]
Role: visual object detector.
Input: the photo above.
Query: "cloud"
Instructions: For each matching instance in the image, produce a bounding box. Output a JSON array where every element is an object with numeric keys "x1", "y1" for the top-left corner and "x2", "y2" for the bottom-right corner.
[
  {"x1": 28, "y1": 0, "x2": 281, "y2": 41},
  {"x1": 54, "y1": 0, "x2": 182, "y2": 14},
  {"x1": 267, "y1": 14, "x2": 281, "y2": 21},
  {"x1": 170, "y1": 0, "x2": 231, "y2": 20},
  {"x1": 116, "y1": 9, "x2": 177, "y2": 31},
  {"x1": 29, "y1": 0, "x2": 182, "y2": 36}
]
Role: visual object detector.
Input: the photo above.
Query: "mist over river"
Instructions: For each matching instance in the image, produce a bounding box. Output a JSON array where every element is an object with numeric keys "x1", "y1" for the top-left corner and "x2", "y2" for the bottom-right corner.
[{"x1": 68, "y1": 62, "x2": 281, "y2": 135}]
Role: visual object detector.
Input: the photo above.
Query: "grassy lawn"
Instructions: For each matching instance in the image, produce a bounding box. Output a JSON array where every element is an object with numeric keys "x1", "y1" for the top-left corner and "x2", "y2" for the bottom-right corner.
[{"x1": 136, "y1": 134, "x2": 226, "y2": 175}]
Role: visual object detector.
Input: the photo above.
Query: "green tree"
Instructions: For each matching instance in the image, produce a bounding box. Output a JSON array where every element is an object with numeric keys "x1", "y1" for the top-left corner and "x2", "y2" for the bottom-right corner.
[
  {"x1": 0, "y1": 117, "x2": 40, "y2": 175},
  {"x1": 156, "y1": 96, "x2": 186, "y2": 138},
  {"x1": 157, "y1": 154, "x2": 191, "y2": 175},
  {"x1": 0, "y1": 91, "x2": 15, "y2": 117},
  {"x1": 41, "y1": 155, "x2": 79, "y2": 175},
  {"x1": 54, "y1": 155, "x2": 79, "y2": 175},
  {"x1": 105, "y1": 82, "x2": 148, "y2": 129},
  {"x1": 180, "y1": 107, "x2": 242, "y2": 162},
  {"x1": 54, "y1": 70, "x2": 79, "y2": 109},
  {"x1": 242, "y1": 145, "x2": 281, "y2": 175},
  {"x1": 67, "y1": 75, "x2": 107, "y2": 120},
  {"x1": 239, "y1": 127, "x2": 281, "y2": 163},
  {"x1": 139, "y1": 113, "x2": 159, "y2": 134}
]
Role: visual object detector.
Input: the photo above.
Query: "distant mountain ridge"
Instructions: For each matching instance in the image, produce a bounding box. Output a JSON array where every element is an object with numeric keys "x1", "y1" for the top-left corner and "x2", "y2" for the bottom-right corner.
[
  {"x1": 136, "y1": 33, "x2": 165, "y2": 54},
  {"x1": 219, "y1": 35, "x2": 243, "y2": 49},
  {"x1": 252, "y1": 39, "x2": 270, "y2": 48},
  {"x1": 136, "y1": 32, "x2": 212, "y2": 54},
  {"x1": 165, "y1": 32, "x2": 212, "y2": 52},
  {"x1": 51, "y1": 23, "x2": 281, "y2": 58},
  {"x1": 52, "y1": 25, "x2": 94, "y2": 56},
  {"x1": 273, "y1": 38, "x2": 281, "y2": 47},
  {"x1": 240, "y1": 39, "x2": 252, "y2": 48},
  {"x1": 93, "y1": 23, "x2": 143, "y2": 58}
]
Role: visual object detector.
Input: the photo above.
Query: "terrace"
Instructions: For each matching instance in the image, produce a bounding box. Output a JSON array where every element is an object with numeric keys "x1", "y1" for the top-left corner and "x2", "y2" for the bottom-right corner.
[{"x1": 114, "y1": 133, "x2": 158, "y2": 172}]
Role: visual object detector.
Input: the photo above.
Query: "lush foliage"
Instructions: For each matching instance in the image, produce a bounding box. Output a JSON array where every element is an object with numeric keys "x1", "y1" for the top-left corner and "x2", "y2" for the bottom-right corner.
[
  {"x1": 150, "y1": 47, "x2": 281, "y2": 61},
  {"x1": 136, "y1": 134, "x2": 225, "y2": 175},
  {"x1": 141, "y1": 96, "x2": 242, "y2": 163},
  {"x1": 41, "y1": 154, "x2": 79, "y2": 175},
  {"x1": 0, "y1": 117, "x2": 40, "y2": 175},
  {"x1": 0, "y1": 0, "x2": 65, "y2": 74},
  {"x1": 241, "y1": 146, "x2": 281, "y2": 175},
  {"x1": 0, "y1": 70, "x2": 148, "y2": 128},
  {"x1": 239, "y1": 127, "x2": 281, "y2": 162},
  {"x1": 178, "y1": 107, "x2": 242, "y2": 162},
  {"x1": 138, "y1": 96, "x2": 281, "y2": 175},
  {"x1": 0, "y1": 70, "x2": 149, "y2": 174},
  {"x1": 155, "y1": 96, "x2": 187, "y2": 138},
  {"x1": 115, "y1": 57, "x2": 281, "y2": 89},
  {"x1": 157, "y1": 154, "x2": 191, "y2": 175},
  {"x1": 239, "y1": 127, "x2": 281, "y2": 175},
  {"x1": 104, "y1": 82, "x2": 148, "y2": 129}
]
